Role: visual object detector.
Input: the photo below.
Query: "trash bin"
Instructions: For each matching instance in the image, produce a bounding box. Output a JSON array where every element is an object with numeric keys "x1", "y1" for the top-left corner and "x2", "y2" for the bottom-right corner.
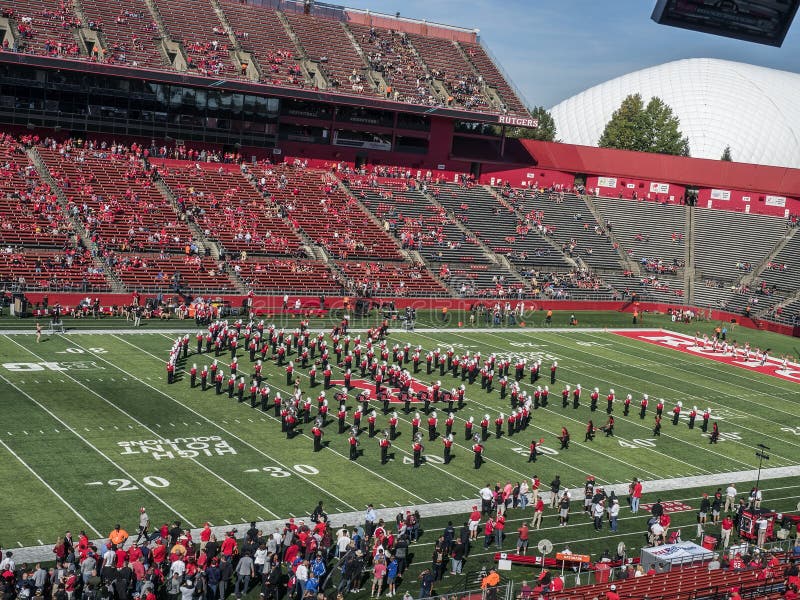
[
  {"x1": 594, "y1": 562, "x2": 611, "y2": 584},
  {"x1": 702, "y1": 534, "x2": 719, "y2": 550}
]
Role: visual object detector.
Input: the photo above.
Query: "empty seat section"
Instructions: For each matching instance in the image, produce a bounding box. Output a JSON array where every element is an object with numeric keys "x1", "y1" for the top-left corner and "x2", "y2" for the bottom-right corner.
[
  {"x1": 6, "y1": 0, "x2": 82, "y2": 57},
  {"x1": 348, "y1": 23, "x2": 434, "y2": 105},
  {"x1": 80, "y1": 0, "x2": 165, "y2": 69},
  {"x1": 459, "y1": 41, "x2": 527, "y2": 115},
  {"x1": 154, "y1": 0, "x2": 239, "y2": 78},
  {"x1": 407, "y1": 33, "x2": 490, "y2": 111},
  {"x1": 39, "y1": 147, "x2": 195, "y2": 253},
  {"x1": 218, "y1": 1, "x2": 304, "y2": 85},
  {"x1": 0, "y1": 249, "x2": 109, "y2": 291},
  {"x1": 284, "y1": 12, "x2": 368, "y2": 93},
  {"x1": 160, "y1": 163, "x2": 304, "y2": 257}
]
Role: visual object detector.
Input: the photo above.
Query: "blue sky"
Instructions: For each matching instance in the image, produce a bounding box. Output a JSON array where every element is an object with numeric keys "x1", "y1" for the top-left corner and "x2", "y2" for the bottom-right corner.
[{"x1": 338, "y1": 0, "x2": 800, "y2": 108}]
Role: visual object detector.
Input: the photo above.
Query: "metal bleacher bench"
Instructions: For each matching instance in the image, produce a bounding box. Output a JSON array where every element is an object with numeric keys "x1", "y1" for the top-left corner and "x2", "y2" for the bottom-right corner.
[{"x1": 48, "y1": 319, "x2": 65, "y2": 334}]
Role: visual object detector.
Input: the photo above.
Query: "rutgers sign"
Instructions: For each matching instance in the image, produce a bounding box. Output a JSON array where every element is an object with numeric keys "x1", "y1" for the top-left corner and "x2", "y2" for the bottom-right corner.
[{"x1": 498, "y1": 115, "x2": 539, "y2": 128}]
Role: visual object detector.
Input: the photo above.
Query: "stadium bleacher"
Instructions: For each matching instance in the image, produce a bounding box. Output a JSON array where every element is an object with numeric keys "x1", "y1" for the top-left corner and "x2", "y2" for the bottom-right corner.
[
  {"x1": 39, "y1": 146, "x2": 198, "y2": 255},
  {"x1": 159, "y1": 162, "x2": 305, "y2": 257},
  {"x1": 79, "y1": 0, "x2": 166, "y2": 69}
]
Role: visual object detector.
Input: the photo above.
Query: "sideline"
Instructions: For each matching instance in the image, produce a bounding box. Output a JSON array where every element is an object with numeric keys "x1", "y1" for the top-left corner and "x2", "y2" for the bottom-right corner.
[{"x1": 8, "y1": 464, "x2": 799, "y2": 564}]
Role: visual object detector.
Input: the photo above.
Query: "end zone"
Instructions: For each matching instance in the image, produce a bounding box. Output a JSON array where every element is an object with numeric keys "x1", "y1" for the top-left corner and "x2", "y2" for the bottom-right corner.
[{"x1": 611, "y1": 330, "x2": 800, "y2": 383}]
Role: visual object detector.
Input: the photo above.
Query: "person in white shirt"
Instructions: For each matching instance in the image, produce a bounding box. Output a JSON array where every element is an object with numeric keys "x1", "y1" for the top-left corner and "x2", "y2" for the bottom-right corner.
[
  {"x1": 254, "y1": 543, "x2": 269, "y2": 577},
  {"x1": 294, "y1": 561, "x2": 309, "y2": 598},
  {"x1": 336, "y1": 530, "x2": 351, "y2": 557},
  {"x1": 0, "y1": 552, "x2": 15, "y2": 572},
  {"x1": 724, "y1": 484, "x2": 737, "y2": 513},
  {"x1": 609, "y1": 499, "x2": 620, "y2": 532},
  {"x1": 479, "y1": 485, "x2": 494, "y2": 514},
  {"x1": 364, "y1": 505, "x2": 378, "y2": 537},
  {"x1": 518, "y1": 481, "x2": 530, "y2": 509},
  {"x1": 170, "y1": 558, "x2": 186, "y2": 578}
]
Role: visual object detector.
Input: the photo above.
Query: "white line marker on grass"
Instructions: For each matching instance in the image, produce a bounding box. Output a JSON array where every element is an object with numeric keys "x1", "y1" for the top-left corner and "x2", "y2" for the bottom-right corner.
[
  {"x1": 0, "y1": 439, "x2": 102, "y2": 537},
  {"x1": 38, "y1": 539, "x2": 43, "y2": 545},
  {"x1": 224, "y1": 519, "x2": 232, "y2": 525},
  {"x1": 85, "y1": 482, "x2": 103, "y2": 486}
]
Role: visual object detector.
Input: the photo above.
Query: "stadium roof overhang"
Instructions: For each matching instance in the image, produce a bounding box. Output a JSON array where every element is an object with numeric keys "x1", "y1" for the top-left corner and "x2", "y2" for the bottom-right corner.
[{"x1": 0, "y1": 53, "x2": 527, "y2": 126}]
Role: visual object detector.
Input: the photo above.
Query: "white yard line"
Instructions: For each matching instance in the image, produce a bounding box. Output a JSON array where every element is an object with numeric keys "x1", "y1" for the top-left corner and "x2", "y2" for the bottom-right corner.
[
  {"x1": 69, "y1": 335, "x2": 358, "y2": 512},
  {"x1": 0, "y1": 368, "x2": 193, "y2": 526},
  {"x1": 0, "y1": 438, "x2": 103, "y2": 537}
]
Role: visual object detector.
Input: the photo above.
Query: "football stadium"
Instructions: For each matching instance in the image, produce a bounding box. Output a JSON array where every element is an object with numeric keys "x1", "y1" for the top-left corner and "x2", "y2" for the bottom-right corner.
[{"x1": 0, "y1": 1, "x2": 799, "y2": 600}]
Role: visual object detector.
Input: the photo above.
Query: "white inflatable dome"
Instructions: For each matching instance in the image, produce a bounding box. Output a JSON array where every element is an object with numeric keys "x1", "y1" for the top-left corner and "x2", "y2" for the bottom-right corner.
[{"x1": 550, "y1": 58, "x2": 800, "y2": 168}]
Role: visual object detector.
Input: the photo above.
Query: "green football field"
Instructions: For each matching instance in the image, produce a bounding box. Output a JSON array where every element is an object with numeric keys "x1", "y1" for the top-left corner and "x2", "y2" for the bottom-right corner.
[{"x1": 0, "y1": 318, "x2": 798, "y2": 549}]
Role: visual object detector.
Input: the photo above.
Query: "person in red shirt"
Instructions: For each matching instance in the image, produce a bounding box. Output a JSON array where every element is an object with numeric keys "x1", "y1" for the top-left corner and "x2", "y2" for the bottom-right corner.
[
  {"x1": 720, "y1": 515, "x2": 733, "y2": 548},
  {"x1": 494, "y1": 513, "x2": 506, "y2": 549},
  {"x1": 220, "y1": 531, "x2": 238, "y2": 558},
  {"x1": 200, "y1": 523, "x2": 212, "y2": 550},
  {"x1": 605, "y1": 584, "x2": 620, "y2": 600}
]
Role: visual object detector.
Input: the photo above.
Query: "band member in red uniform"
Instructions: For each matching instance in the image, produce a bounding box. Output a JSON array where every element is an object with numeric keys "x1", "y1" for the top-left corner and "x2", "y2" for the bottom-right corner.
[
  {"x1": 561, "y1": 385, "x2": 570, "y2": 409},
  {"x1": 388, "y1": 411, "x2": 398, "y2": 440},
  {"x1": 528, "y1": 438, "x2": 543, "y2": 462},
  {"x1": 260, "y1": 385, "x2": 270, "y2": 412},
  {"x1": 323, "y1": 365, "x2": 332, "y2": 389},
  {"x1": 655, "y1": 398, "x2": 664, "y2": 418},
  {"x1": 572, "y1": 384, "x2": 581, "y2": 409},
  {"x1": 253, "y1": 360, "x2": 263, "y2": 384},
  {"x1": 215, "y1": 369, "x2": 224, "y2": 395},
  {"x1": 427, "y1": 412, "x2": 438, "y2": 441},
  {"x1": 166, "y1": 361, "x2": 175, "y2": 384},
  {"x1": 196, "y1": 332, "x2": 204, "y2": 355},
  {"x1": 472, "y1": 437, "x2": 484, "y2": 469},
  {"x1": 379, "y1": 431, "x2": 391, "y2": 464},
  {"x1": 189, "y1": 363, "x2": 197, "y2": 388},
  {"x1": 286, "y1": 361, "x2": 294, "y2": 386},
  {"x1": 590, "y1": 387, "x2": 599, "y2": 412},
  {"x1": 338, "y1": 404, "x2": 347, "y2": 434},
  {"x1": 623, "y1": 394, "x2": 632, "y2": 416},
  {"x1": 541, "y1": 385, "x2": 549, "y2": 407},
  {"x1": 309, "y1": 364, "x2": 317, "y2": 387},
  {"x1": 639, "y1": 394, "x2": 648, "y2": 419},
  {"x1": 368, "y1": 410, "x2": 377, "y2": 438},
  {"x1": 550, "y1": 361, "x2": 558, "y2": 385},
  {"x1": 200, "y1": 364, "x2": 208, "y2": 391},
  {"x1": 248, "y1": 380, "x2": 258, "y2": 407},
  {"x1": 237, "y1": 377, "x2": 245, "y2": 403},
  {"x1": 230, "y1": 356, "x2": 238, "y2": 376},
  {"x1": 495, "y1": 413, "x2": 504, "y2": 439},
  {"x1": 653, "y1": 415, "x2": 662, "y2": 436},
  {"x1": 701, "y1": 408, "x2": 711, "y2": 432},
  {"x1": 606, "y1": 388, "x2": 615, "y2": 414},
  {"x1": 480, "y1": 414, "x2": 490, "y2": 441},
  {"x1": 688, "y1": 406, "x2": 697, "y2": 429},
  {"x1": 312, "y1": 419, "x2": 324, "y2": 452},
  {"x1": 227, "y1": 373, "x2": 236, "y2": 399},
  {"x1": 584, "y1": 420, "x2": 595, "y2": 442},
  {"x1": 558, "y1": 427, "x2": 570, "y2": 449},
  {"x1": 412, "y1": 435, "x2": 424, "y2": 468},
  {"x1": 672, "y1": 401, "x2": 682, "y2": 425},
  {"x1": 709, "y1": 422, "x2": 720, "y2": 444},
  {"x1": 445, "y1": 412, "x2": 455, "y2": 437},
  {"x1": 411, "y1": 412, "x2": 421, "y2": 439},
  {"x1": 348, "y1": 427, "x2": 359, "y2": 460},
  {"x1": 443, "y1": 434, "x2": 454, "y2": 464},
  {"x1": 602, "y1": 415, "x2": 615, "y2": 437},
  {"x1": 465, "y1": 416, "x2": 474, "y2": 440},
  {"x1": 285, "y1": 409, "x2": 297, "y2": 439}
]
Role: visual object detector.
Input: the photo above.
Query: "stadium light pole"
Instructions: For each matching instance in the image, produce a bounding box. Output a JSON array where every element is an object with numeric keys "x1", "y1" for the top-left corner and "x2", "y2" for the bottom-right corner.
[{"x1": 754, "y1": 443, "x2": 770, "y2": 500}]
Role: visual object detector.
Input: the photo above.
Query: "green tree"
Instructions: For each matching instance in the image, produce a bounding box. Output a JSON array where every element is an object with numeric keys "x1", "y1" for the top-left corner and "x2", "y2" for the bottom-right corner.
[
  {"x1": 641, "y1": 97, "x2": 690, "y2": 156},
  {"x1": 721, "y1": 146, "x2": 733, "y2": 161},
  {"x1": 506, "y1": 105, "x2": 557, "y2": 141},
  {"x1": 598, "y1": 93, "x2": 646, "y2": 151},
  {"x1": 598, "y1": 94, "x2": 690, "y2": 156}
]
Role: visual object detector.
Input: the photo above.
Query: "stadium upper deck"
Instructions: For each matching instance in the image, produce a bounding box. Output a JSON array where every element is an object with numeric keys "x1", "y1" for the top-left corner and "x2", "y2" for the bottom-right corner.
[{"x1": 0, "y1": 0, "x2": 529, "y2": 118}]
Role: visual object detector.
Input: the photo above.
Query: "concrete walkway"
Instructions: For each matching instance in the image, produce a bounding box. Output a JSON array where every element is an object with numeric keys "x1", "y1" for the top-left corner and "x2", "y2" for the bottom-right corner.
[{"x1": 7, "y1": 464, "x2": 798, "y2": 564}]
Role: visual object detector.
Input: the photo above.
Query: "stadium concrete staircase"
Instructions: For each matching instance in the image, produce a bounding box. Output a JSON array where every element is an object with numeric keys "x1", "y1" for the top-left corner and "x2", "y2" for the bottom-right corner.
[{"x1": 25, "y1": 147, "x2": 126, "y2": 293}]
